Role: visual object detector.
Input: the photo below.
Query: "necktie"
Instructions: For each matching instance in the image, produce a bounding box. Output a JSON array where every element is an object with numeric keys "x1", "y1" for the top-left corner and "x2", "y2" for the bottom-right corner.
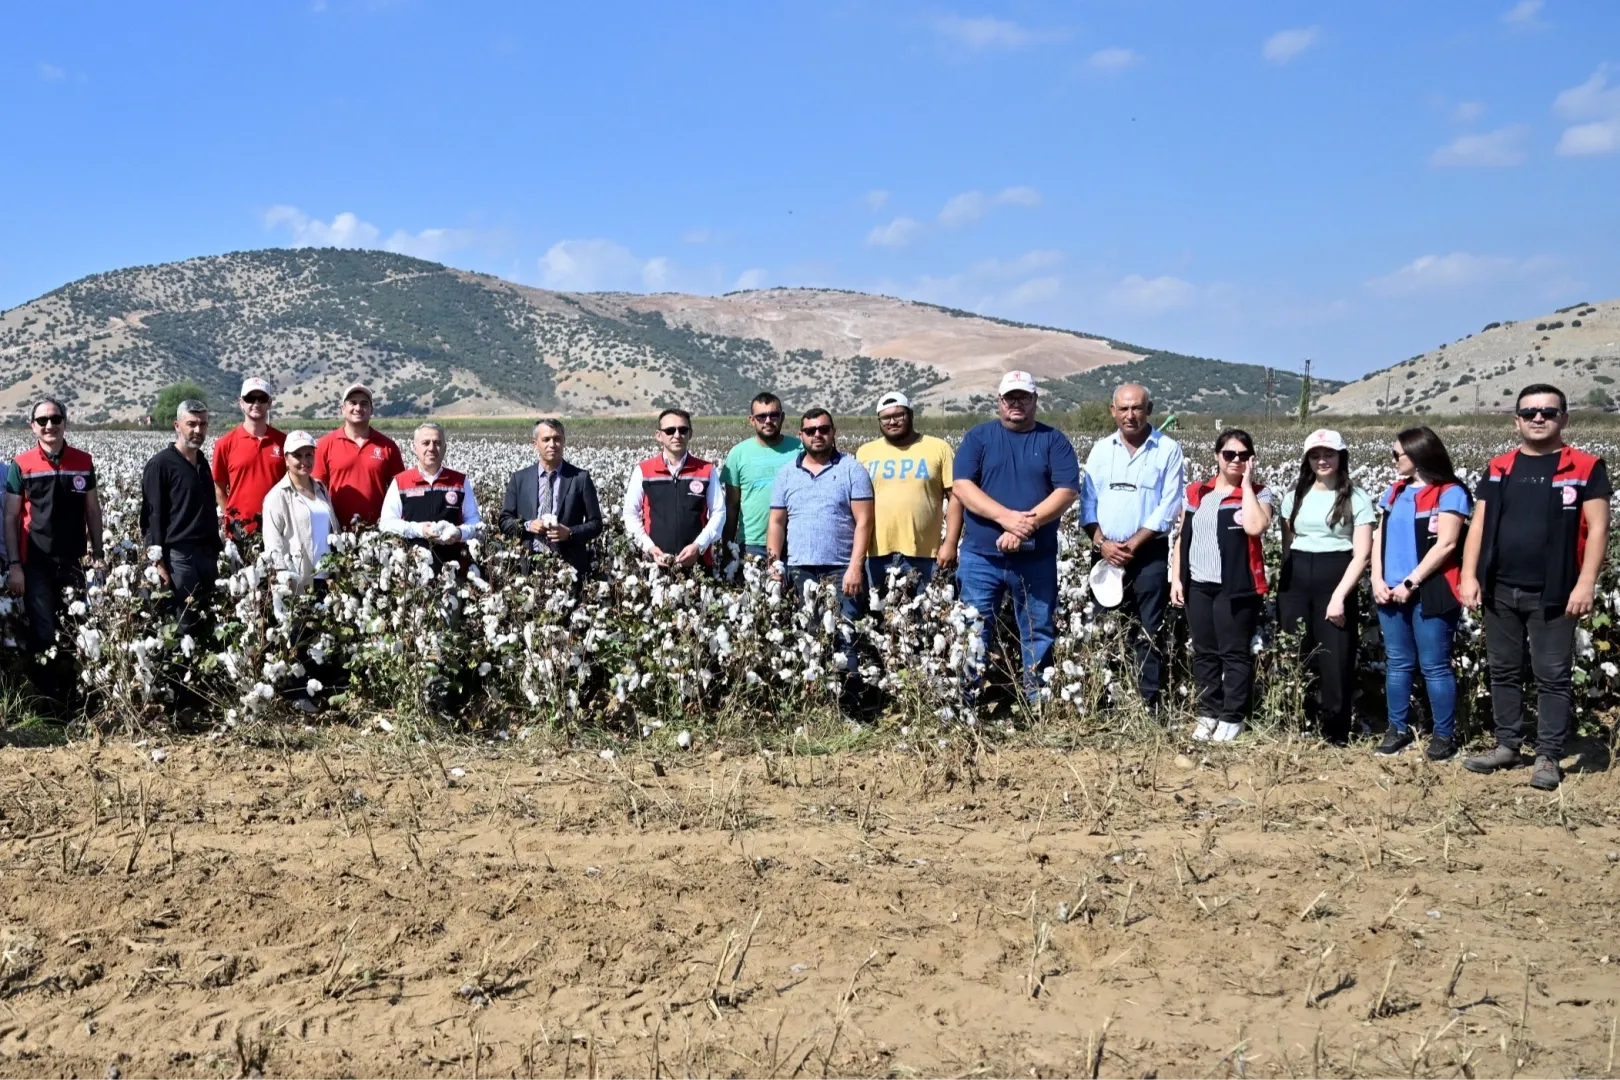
[{"x1": 535, "y1": 470, "x2": 554, "y2": 552}]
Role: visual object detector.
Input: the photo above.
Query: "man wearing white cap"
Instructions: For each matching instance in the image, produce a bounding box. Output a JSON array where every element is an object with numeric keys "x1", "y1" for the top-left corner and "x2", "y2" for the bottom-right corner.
[
  {"x1": 951, "y1": 371, "x2": 1081, "y2": 698},
  {"x1": 211, "y1": 376, "x2": 286, "y2": 534},
  {"x1": 1079, "y1": 382, "x2": 1185, "y2": 710},
  {"x1": 856, "y1": 391, "x2": 959, "y2": 591},
  {"x1": 313, "y1": 382, "x2": 404, "y2": 528}
]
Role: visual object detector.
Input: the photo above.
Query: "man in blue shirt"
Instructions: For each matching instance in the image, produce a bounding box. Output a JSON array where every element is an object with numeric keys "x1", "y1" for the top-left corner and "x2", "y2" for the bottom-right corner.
[
  {"x1": 952, "y1": 371, "x2": 1081, "y2": 699},
  {"x1": 1079, "y1": 383, "x2": 1185, "y2": 710},
  {"x1": 768, "y1": 409, "x2": 875, "y2": 708}
]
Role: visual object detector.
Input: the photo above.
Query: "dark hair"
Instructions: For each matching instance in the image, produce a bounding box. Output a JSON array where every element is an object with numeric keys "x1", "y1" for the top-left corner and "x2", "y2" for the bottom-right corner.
[
  {"x1": 1516, "y1": 383, "x2": 1567, "y2": 411},
  {"x1": 31, "y1": 397, "x2": 67, "y2": 423},
  {"x1": 657, "y1": 408, "x2": 692, "y2": 427},
  {"x1": 801, "y1": 407, "x2": 833, "y2": 426},
  {"x1": 1290, "y1": 447, "x2": 1354, "y2": 533},
  {"x1": 751, "y1": 392, "x2": 783, "y2": 412},
  {"x1": 1212, "y1": 428, "x2": 1254, "y2": 456},
  {"x1": 1397, "y1": 426, "x2": 1469, "y2": 499}
]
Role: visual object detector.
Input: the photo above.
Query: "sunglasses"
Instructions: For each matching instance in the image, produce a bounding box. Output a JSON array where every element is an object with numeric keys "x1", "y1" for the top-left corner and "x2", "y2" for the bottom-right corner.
[
  {"x1": 32, "y1": 414, "x2": 65, "y2": 427},
  {"x1": 242, "y1": 394, "x2": 271, "y2": 405},
  {"x1": 1516, "y1": 406, "x2": 1563, "y2": 421},
  {"x1": 751, "y1": 411, "x2": 784, "y2": 422},
  {"x1": 660, "y1": 425, "x2": 691, "y2": 436},
  {"x1": 1219, "y1": 449, "x2": 1254, "y2": 463},
  {"x1": 801, "y1": 424, "x2": 833, "y2": 436},
  {"x1": 1391, "y1": 448, "x2": 1409, "y2": 461}
]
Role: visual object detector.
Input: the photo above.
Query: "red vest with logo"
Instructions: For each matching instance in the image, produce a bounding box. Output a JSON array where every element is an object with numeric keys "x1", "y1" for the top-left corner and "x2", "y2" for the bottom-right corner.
[
  {"x1": 13, "y1": 445, "x2": 95, "y2": 562},
  {"x1": 1178, "y1": 479, "x2": 1269, "y2": 596},
  {"x1": 635, "y1": 454, "x2": 715, "y2": 558},
  {"x1": 1478, "y1": 445, "x2": 1603, "y2": 612},
  {"x1": 1380, "y1": 480, "x2": 1468, "y2": 615}
]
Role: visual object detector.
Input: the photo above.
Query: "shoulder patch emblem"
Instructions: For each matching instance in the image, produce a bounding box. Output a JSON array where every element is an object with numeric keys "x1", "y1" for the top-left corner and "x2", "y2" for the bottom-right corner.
[
  {"x1": 689, "y1": 479, "x2": 705, "y2": 494},
  {"x1": 446, "y1": 490, "x2": 461, "y2": 506},
  {"x1": 1563, "y1": 484, "x2": 1577, "y2": 506},
  {"x1": 72, "y1": 475, "x2": 87, "y2": 492}
]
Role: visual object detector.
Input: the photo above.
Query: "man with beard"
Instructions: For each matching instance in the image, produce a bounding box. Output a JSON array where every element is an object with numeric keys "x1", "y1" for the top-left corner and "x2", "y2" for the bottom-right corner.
[
  {"x1": 140, "y1": 400, "x2": 223, "y2": 641},
  {"x1": 722, "y1": 393, "x2": 802, "y2": 559},
  {"x1": 856, "y1": 391, "x2": 959, "y2": 591}
]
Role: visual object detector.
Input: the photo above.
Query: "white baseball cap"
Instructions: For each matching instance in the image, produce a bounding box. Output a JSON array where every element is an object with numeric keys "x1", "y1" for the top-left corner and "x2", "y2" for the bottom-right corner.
[
  {"x1": 998, "y1": 370, "x2": 1038, "y2": 396},
  {"x1": 285, "y1": 430, "x2": 317, "y2": 453},
  {"x1": 876, "y1": 391, "x2": 910, "y2": 414},
  {"x1": 1089, "y1": 560, "x2": 1125, "y2": 608},
  {"x1": 240, "y1": 377, "x2": 274, "y2": 399},
  {"x1": 342, "y1": 383, "x2": 374, "y2": 404},
  {"x1": 1302, "y1": 428, "x2": 1347, "y2": 454}
]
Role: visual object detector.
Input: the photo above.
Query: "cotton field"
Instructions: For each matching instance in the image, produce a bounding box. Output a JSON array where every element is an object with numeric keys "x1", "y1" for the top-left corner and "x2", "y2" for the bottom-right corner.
[{"x1": 3, "y1": 422, "x2": 1620, "y2": 743}]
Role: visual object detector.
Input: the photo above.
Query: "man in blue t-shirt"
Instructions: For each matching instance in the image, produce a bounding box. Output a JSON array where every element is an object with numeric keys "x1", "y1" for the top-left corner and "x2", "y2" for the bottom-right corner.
[{"x1": 951, "y1": 371, "x2": 1081, "y2": 697}]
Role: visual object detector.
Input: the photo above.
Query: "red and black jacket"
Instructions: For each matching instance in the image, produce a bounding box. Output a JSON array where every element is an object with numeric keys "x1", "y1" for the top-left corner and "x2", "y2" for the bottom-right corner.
[
  {"x1": 635, "y1": 454, "x2": 715, "y2": 560},
  {"x1": 1178, "y1": 479, "x2": 1268, "y2": 597},
  {"x1": 1477, "y1": 445, "x2": 1606, "y2": 612},
  {"x1": 1379, "y1": 480, "x2": 1469, "y2": 616},
  {"x1": 11, "y1": 444, "x2": 96, "y2": 563},
  {"x1": 396, "y1": 466, "x2": 469, "y2": 560}
]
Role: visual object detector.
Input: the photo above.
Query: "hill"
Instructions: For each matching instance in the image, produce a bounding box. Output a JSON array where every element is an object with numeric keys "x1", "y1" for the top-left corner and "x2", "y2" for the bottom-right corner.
[
  {"x1": 0, "y1": 248, "x2": 1339, "y2": 422},
  {"x1": 1318, "y1": 298, "x2": 1620, "y2": 415}
]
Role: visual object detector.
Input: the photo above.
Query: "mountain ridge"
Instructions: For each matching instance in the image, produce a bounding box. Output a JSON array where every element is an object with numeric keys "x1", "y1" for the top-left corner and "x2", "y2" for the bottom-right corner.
[{"x1": 0, "y1": 248, "x2": 1335, "y2": 422}]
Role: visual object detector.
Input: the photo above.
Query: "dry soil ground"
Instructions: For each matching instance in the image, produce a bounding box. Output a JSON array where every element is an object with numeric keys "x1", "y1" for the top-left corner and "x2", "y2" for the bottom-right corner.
[{"x1": 1, "y1": 735, "x2": 1618, "y2": 1078}]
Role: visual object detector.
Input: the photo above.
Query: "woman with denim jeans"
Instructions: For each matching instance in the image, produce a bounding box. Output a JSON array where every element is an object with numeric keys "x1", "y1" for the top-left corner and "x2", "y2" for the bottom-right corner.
[{"x1": 1371, "y1": 427, "x2": 1471, "y2": 760}]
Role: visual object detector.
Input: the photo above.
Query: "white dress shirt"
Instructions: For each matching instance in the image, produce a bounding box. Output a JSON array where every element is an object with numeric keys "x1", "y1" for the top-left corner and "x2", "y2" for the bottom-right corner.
[
  {"x1": 621, "y1": 453, "x2": 726, "y2": 554},
  {"x1": 379, "y1": 469, "x2": 482, "y2": 542}
]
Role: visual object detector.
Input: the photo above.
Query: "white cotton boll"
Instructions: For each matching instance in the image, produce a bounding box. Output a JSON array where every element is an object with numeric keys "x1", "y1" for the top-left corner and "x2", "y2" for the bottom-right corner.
[
  {"x1": 150, "y1": 748, "x2": 168, "y2": 763},
  {"x1": 677, "y1": 730, "x2": 692, "y2": 749},
  {"x1": 1603, "y1": 662, "x2": 1618, "y2": 679},
  {"x1": 1251, "y1": 634, "x2": 1264, "y2": 655},
  {"x1": 477, "y1": 661, "x2": 492, "y2": 676},
  {"x1": 599, "y1": 749, "x2": 615, "y2": 760},
  {"x1": 180, "y1": 634, "x2": 195, "y2": 658},
  {"x1": 146, "y1": 545, "x2": 163, "y2": 563},
  {"x1": 306, "y1": 678, "x2": 323, "y2": 695}
]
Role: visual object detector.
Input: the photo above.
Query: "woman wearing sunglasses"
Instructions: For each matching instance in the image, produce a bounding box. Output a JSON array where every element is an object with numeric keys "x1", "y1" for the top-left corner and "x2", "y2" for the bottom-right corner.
[
  {"x1": 1371, "y1": 426, "x2": 1471, "y2": 760},
  {"x1": 1277, "y1": 429, "x2": 1375, "y2": 745},
  {"x1": 1170, "y1": 428, "x2": 1273, "y2": 742}
]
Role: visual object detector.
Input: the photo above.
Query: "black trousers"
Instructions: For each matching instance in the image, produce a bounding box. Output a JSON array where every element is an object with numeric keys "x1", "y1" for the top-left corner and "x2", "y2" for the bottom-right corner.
[
  {"x1": 1121, "y1": 540, "x2": 1170, "y2": 707},
  {"x1": 21, "y1": 555, "x2": 84, "y2": 701},
  {"x1": 1484, "y1": 582, "x2": 1575, "y2": 759},
  {"x1": 1185, "y1": 583, "x2": 1260, "y2": 725},
  {"x1": 164, "y1": 542, "x2": 219, "y2": 642},
  {"x1": 1277, "y1": 549, "x2": 1358, "y2": 742}
]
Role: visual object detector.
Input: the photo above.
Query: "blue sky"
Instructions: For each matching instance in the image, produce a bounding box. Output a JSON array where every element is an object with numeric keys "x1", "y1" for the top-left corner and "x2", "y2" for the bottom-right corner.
[{"x1": 3, "y1": 0, "x2": 1617, "y2": 380}]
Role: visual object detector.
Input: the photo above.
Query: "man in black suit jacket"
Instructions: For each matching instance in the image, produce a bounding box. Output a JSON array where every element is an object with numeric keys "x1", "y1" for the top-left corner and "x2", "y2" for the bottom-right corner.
[{"x1": 499, "y1": 419, "x2": 603, "y2": 579}]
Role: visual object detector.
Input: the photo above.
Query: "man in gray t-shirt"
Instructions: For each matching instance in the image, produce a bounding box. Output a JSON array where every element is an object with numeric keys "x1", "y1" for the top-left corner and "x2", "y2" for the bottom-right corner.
[{"x1": 767, "y1": 409, "x2": 874, "y2": 703}]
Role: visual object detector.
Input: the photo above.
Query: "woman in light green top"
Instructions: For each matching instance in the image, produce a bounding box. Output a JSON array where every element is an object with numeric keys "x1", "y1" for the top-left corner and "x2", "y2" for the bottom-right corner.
[{"x1": 1277, "y1": 429, "x2": 1375, "y2": 745}]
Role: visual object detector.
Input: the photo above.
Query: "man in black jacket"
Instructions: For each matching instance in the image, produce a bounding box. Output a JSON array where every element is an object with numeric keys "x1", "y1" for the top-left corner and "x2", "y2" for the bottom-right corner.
[
  {"x1": 498, "y1": 419, "x2": 602, "y2": 586},
  {"x1": 140, "y1": 399, "x2": 223, "y2": 641}
]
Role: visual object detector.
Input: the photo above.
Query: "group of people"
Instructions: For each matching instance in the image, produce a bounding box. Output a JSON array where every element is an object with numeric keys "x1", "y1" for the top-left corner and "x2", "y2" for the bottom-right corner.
[{"x1": 1, "y1": 372, "x2": 1610, "y2": 789}]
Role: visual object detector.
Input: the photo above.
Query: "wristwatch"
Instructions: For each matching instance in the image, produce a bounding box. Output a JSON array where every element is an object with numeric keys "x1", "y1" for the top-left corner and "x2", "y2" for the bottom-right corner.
[{"x1": 1402, "y1": 578, "x2": 1418, "y2": 590}]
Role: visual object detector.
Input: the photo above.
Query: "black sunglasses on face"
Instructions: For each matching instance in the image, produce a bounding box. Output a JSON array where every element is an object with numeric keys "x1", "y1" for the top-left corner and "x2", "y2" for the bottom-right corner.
[
  {"x1": 660, "y1": 425, "x2": 691, "y2": 436},
  {"x1": 32, "y1": 414, "x2": 65, "y2": 427},
  {"x1": 1219, "y1": 449, "x2": 1253, "y2": 463},
  {"x1": 1391, "y1": 448, "x2": 1408, "y2": 461},
  {"x1": 242, "y1": 394, "x2": 270, "y2": 405},
  {"x1": 1516, "y1": 406, "x2": 1563, "y2": 421},
  {"x1": 801, "y1": 424, "x2": 833, "y2": 436},
  {"x1": 751, "y1": 411, "x2": 783, "y2": 422}
]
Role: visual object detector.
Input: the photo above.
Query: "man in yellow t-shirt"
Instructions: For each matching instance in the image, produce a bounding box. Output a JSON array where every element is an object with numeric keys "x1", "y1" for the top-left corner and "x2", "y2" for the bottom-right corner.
[{"x1": 856, "y1": 391, "x2": 961, "y2": 592}]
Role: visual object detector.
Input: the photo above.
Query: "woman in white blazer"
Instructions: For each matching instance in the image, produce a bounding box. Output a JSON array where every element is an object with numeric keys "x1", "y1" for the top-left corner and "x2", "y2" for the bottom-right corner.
[{"x1": 262, "y1": 430, "x2": 335, "y2": 593}]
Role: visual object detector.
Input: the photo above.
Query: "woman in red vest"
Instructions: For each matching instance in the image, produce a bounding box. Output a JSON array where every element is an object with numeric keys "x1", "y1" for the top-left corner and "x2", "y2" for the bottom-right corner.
[
  {"x1": 1170, "y1": 428, "x2": 1273, "y2": 743},
  {"x1": 1371, "y1": 426, "x2": 1471, "y2": 761}
]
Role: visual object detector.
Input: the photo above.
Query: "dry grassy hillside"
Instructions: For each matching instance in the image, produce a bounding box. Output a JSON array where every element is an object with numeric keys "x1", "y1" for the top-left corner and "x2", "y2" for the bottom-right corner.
[{"x1": 1319, "y1": 298, "x2": 1620, "y2": 415}]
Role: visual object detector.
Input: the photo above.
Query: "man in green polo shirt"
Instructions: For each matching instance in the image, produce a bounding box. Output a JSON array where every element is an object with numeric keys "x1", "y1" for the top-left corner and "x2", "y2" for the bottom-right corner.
[{"x1": 721, "y1": 392, "x2": 802, "y2": 558}]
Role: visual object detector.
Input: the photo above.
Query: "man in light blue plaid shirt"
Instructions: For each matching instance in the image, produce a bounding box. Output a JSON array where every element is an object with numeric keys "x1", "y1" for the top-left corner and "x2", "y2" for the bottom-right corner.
[{"x1": 1079, "y1": 384, "x2": 1185, "y2": 710}]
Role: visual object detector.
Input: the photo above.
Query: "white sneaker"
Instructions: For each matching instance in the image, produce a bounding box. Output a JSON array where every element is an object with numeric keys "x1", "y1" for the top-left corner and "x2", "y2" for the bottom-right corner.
[
  {"x1": 1213, "y1": 721, "x2": 1245, "y2": 742},
  {"x1": 1192, "y1": 716, "x2": 1217, "y2": 741}
]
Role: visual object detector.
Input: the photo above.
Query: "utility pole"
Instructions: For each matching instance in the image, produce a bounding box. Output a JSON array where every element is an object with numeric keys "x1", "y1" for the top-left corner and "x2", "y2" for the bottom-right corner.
[
  {"x1": 1383, "y1": 375, "x2": 1392, "y2": 415},
  {"x1": 1297, "y1": 357, "x2": 1312, "y2": 425},
  {"x1": 1264, "y1": 367, "x2": 1274, "y2": 422}
]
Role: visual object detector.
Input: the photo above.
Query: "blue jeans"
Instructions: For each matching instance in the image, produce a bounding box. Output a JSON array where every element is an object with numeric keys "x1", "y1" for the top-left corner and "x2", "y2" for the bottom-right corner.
[
  {"x1": 1377, "y1": 599, "x2": 1460, "y2": 738},
  {"x1": 745, "y1": 544, "x2": 769, "y2": 559},
  {"x1": 957, "y1": 548, "x2": 1058, "y2": 696},
  {"x1": 866, "y1": 553, "x2": 936, "y2": 593},
  {"x1": 788, "y1": 565, "x2": 865, "y2": 682}
]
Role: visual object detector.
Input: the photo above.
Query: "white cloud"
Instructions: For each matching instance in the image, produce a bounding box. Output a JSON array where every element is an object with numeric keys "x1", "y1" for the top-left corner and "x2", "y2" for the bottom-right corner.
[
  {"x1": 680, "y1": 227, "x2": 712, "y2": 245},
  {"x1": 1106, "y1": 274, "x2": 1198, "y2": 313},
  {"x1": 38, "y1": 62, "x2": 65, "y2": 81},
  {"x1": 538, "y1": 238, "x2": 672, "y2": 291},
  {"x1": 733, "y1": 268, "x2": 769, "y2": 291},
  {"x1": 1502, "y1": 0, "x2": 1544, "y2": 26},
  {"x1": 1429, "y1": 124, "x2": 1530, "y2": 167},
  {"x1": 863, "y1": 189, "x2": 891, "y2": 211},
  {"x1": 1088, "y1": 47, "x2": 1139, "y2": 72},
  {"x1": 1004, "y1": 276, "x2": 1061, "y2": 306},
  {"x1": 931, "y1": 14, "x2": 1048, "y2": 51},
  {"x1": 263, "y1": 205, "x2": 484, "y2": 260},
  {"x1": 1363, "y1": 252, "x2": 1553, "y2": 296},
  {"x1": 937, "y1": 186, "x2": 1042, "y2": 228},
  {"x1": 897, "y1": 249, "x2": 1065, "y2": 311},
  {"x1": 866, "y1": 217, "x2": 924, "y2": 248},
  {"x1": 1452, "y1": 100, "x2": 1487, "y2": 123},
  {"x1": 1262, "y1": 27, "x2": 1318, "y2": 65},
  {"x1": 1553, "y1": 67, "x2": 1620, "y2": 156}
]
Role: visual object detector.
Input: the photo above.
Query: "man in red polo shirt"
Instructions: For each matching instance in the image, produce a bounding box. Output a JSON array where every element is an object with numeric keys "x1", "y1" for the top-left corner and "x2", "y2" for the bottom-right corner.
[
  {"x1": 313, "y1": 383, "x2": 404, "y2": 527},
  {"x1": 212, "y1": 376, "x2": 286, "y2": 535}
]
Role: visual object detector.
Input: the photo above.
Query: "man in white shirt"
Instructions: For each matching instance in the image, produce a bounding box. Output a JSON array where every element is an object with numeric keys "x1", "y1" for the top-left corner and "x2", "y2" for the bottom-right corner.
[
  {"x1": 622, "y1": 408, "x2": 725, "y2": 567},
  {"x1": 379, "y1": 422, "x2": 481, "y2": 565}
]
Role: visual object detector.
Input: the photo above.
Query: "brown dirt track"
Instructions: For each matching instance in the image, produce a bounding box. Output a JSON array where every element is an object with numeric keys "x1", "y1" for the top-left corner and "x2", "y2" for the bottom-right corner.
[{"x1": 0, "y1": 736, "x2": 1617, "y2": 1078}]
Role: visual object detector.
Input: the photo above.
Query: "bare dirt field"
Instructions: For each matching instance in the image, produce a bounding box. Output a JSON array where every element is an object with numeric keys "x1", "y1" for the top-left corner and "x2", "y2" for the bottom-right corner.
[{"x1": 1, "y1": 735, "x2": 1618, "y2": 1078}]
